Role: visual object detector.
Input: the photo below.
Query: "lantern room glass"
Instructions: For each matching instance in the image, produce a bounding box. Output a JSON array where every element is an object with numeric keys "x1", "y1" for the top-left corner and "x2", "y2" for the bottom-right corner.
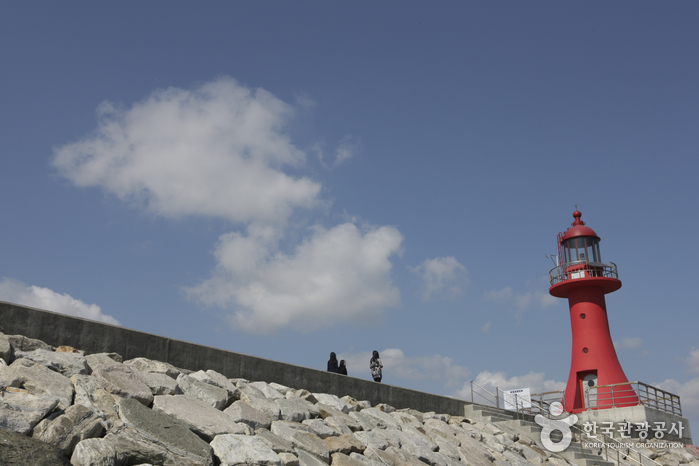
[{"x1": 563, "y1": 237, "x2": 601, "y2": 264}]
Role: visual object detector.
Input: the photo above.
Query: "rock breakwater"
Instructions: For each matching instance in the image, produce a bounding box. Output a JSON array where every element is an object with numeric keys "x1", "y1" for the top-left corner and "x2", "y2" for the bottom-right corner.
[{"x1": 1, "y1": 331, "x2": 697, "y2": 466}]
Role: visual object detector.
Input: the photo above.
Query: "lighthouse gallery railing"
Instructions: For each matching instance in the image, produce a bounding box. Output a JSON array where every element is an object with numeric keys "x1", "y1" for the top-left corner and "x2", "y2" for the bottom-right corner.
[{"x1": 549, "y1": 260, "x2": 618, "y2": 286}]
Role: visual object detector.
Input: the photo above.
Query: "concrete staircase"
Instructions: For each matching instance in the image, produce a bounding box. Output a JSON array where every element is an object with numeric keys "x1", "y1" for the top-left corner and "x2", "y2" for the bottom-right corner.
[{"x1": 464, "y1": 404, "x2": 618, "y2": 466}]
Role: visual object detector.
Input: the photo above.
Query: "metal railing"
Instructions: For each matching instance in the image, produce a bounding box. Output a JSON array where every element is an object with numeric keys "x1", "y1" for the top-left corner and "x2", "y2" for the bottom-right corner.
[
  {"x1": 587, "y1": 381, "x2": 682, "y2": 416},
  {"x1": 469, "y1": 381, "x2": 662, "y2": 466},
  {"x1": 549, "y1": 260, "x2": 618, "y2": 286}
]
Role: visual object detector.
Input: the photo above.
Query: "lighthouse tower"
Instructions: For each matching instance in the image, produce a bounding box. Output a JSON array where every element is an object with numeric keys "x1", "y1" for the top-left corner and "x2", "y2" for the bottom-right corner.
[{"x1": 549, "y1": 211, "x2": 638, "y2": 413}]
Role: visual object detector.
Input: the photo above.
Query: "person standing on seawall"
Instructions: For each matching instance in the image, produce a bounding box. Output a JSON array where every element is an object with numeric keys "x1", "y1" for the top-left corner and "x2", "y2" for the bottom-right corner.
[
  {"x1": 327, "y1": 352, "x2": 339, "y2": 373},
  {"x1": 339, "y1": 360, "x2": 348, "y2": 375},
  {"x1": 370, "y1": 350, "x2": 382, "y2": 382}
]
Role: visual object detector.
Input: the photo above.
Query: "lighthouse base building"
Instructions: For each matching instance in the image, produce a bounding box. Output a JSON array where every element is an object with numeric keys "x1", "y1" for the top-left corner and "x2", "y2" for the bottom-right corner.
[{"x1": 547, "y1": 211, "x2": 692, "y2": 445}]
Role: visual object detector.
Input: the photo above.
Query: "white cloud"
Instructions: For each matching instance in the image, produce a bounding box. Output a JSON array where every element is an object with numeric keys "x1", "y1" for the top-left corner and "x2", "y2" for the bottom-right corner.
[
  {"x1": 655, "y1": 377, "x2": 699, "y2": 431},
  {"x1": 685, "y1": 347, "x2": 699, "y2": 375},
  {"x1": 481, "y1": 321, "x2": 492, "y2": 334},
  {"x1": 53, "y1": 77, "x2": 321, "y2": 225},
  {"x1": 0, "y1": 278, "x2": 120, "y2": 325},
  {"x1": 187, "y1": 222, "x2": 403, "y2": 334},
  {"x1": 483, "y1": 287, "x2": 557, "y2": 310},
  {"x1": 340, "y1": 348, "x2": 471, "y2": 389},
  {"x1": 410, "y1": 256, "x2": 467, "y2": 301},
  {"x1": 653, "y1": 347, "x2": 699, "y2": 432},
  {"x1": 456, "y1": 370, "x2": 566, "y2": 400},
  {"x1": 614, "y1": 337, "x2": 643, "y2": 349},
  {"x1": 483, "y1": 287, "x2": 513, "y2": 301}
]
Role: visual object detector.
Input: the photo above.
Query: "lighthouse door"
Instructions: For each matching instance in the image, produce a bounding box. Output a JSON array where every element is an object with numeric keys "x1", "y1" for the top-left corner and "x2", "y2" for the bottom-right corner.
[{"x1": 582, "y1": 373, "x2": 598, "y2": 409}]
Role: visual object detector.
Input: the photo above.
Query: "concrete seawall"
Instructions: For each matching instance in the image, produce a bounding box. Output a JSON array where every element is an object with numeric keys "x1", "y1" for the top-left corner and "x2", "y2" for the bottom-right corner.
[{"x1": 0, "y1": 301, "x2": 471, "y2": 416}]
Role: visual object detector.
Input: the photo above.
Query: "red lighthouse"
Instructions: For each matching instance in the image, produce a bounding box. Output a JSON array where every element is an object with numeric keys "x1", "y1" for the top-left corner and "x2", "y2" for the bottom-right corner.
[{"x1": 549, "y1": 211, "x2": 638, "y2": 413}]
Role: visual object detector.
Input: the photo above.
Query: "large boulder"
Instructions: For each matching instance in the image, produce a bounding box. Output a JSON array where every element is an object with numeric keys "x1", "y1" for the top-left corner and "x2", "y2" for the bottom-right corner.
[
  {"x1": 224, "y1": 399, "x2": 273, "y2": 430},
  {"x1": 0, "y1": 332, "x2": 13, "y2": 363},
  {"x1": 5, "y1": 358, "x2": 74, "y2": 409},
  {"x1": 71, "y1": 374, "x2": 120, "y2": 421},
  {"x1": 0, "y1": 427, "x2": 70, "y2": 466},
  {"x1": 32, "y1": 403, "x2": 105, "y2": 457},
  {"x1": 176, "y1": 374, "x2": 229, "y2": 409},
  {"x1": 0, "y1": 387, "x2": 59, "y2": 435},
  {"x1": 124, "y1": 357, "x2": 181, "y2": 378},
  {"x1": 136, "y1": 370, "x2": 179, "y2": 396},
  {"x1": 188, "y1": 369, "x2": 240, "y2": 399},
  {"x1": 91, "y1": 364, "x2": 154, "y2": 406},
  {"x1": 152, "y1": 394, "x2": 248, "y2": 440},
  {"x1": 6, "y1": 335, "x2": 53, "y2": 352},
  {"x1": 84, "y1": 353, "x2": 123, "y2": 371},
  {"x1": 15, "y1": 349, "x2": 89, "y2": 378},
  {"x1": 113, "y1": 397, "x2": 214, "y2": 465},
  {"x1": 210, "y1": 434, "x2": 282, "y2": 466}
]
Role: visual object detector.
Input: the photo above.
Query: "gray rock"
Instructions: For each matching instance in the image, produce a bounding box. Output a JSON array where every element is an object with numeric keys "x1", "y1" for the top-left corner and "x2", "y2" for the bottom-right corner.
[
  {"x1": 241, "y1": 391, "x2": 282, "y2": 420},
  {"x1": 349, "y1": 452, "x2": 383, "y2": 466},
  {"x1": 292, "y1": 431, "x2": 331, "y2": 463},
  {"x1": 210, "y1": 434, "x2": 282, "y2": 466},
  {"x1": 356, "y1": 407, "x2": 400, "y2": 429},
  {"x1": 323, "y1": 416, "x2": 353, "y2": 435},
  {"x1": 348, "y1": 411, "x2": 383, "y2": 431},
  {"x1": 33, "y1": 403, "x2": 105, "y2": 456},
  {"x1": 316, "y1": 404, "x2": 362, "y2": 431},
  {"x1": 373, "y1": 403, "x2": 396, "y2": 413},
  {"x1": 15, "y1": 349, "x2": 89, "y2": 378},
  {"x1": 390, "y1": 410, "x2": 423, "y2": 430},
  {"x1": 340, "y1": 396, "x2": 367, "y2": 412},
  {"x1": 70, "y1": 437, "x2": 118, "y2": 466},
  {"x1": 250, "y1": 381, "x2": 285, "y2": 399},
  {"x1": 176, "y1": 374, "x2": 229, "y2": 409},
  {"x1": 0, "y1": 387, "x2": 59, "y2": 435},
  {"x1": 279, "y1": 451, "x2": 300, "y2": 465},
  {"x1": 456, "y1": 434, "x2": 497, "y2": 466},
  {"x1": 71, "y1": 374, "x2": 119, "y2": 421},
  {"x1": 313, "y1": 393, "x2": 352, "y2": 413},
  {"x1": 85, "y1": 353, "x2": 123, "y2": 370},
  {"x1": 294, "y1": 389, "x2": 318, "y2": 404},
  {"x1": 323, "y1": 434, "x2": 366, "y2": 455},
  {"x1": 115, "y1": 397, "x2": 214, "y2": 465},
  {"x1": 302, "y1": 419, "x2": 341, "y2": 439},
  {"x1": 152, "y1": 394, "x2": 248, "y2": 440},
  {"x1": 137, "y1": 371, "x2": 179, "y2": 396},
  {"x1": 384, "y1": 446, "x2": 427, "y2": 466},
  {"x1": 255, "y1": 427, "x2": 296, "y2": 454},
  {"x1": 0, "y1": 426, "x2": 70, "y2": 465},
  {"x1": 276, "y1": 397, "x2": 311, "y2": 422},
  {"x1": 270, "y1": 382, "x2": 294, "y2": 395},
  {"x1": 92, "y1": 364, "x2": 154, "y2": 406},
  {"x1": 188, "y1": 369, "x2": 240, "y2": 399},
  {"x1": 330, "y1": 452, "x2": 368, "y2": 466},
  {"x1": 0, "y1": 332, "x2": 13, "y2": 364},
  {"x1": 6, "y1": 335, "x2": 54, "y2": 352},
  {"x1": 124, "y1": 357, "x2": 182, "y2": 378},
  {"x1": 353, "y1": 430, "x2": 390, "y2": 451},
  {"x1": 6, "y1": 358, "x2": 74, "y2": 409},
  {"x1": 296, "y1": 448, "x2": 328, "y2": 466},
  {"x1": 286, "y1": 392, "x2": 320, "y2": 418},
  {"x1": 224, "y1": 399, "x2": 272, "y2": 430}
]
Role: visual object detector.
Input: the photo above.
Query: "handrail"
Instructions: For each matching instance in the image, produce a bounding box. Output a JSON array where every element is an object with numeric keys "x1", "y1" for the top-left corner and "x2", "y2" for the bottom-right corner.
[
  {"x1": 570, "y1": 421, "x2": 663, "y2": 466},
  {"x1": 550, "y1": 260, "x2": 618, "y2": 285},
  {"x1": 468, "y1": 382, "x2": 663, "y2": 466},
  {"x1": 587, "y1": 381, "x2": 682, "y2": 416},
  {"x1": 470, "y1": 380, "x2": 502, "y2": 410}
]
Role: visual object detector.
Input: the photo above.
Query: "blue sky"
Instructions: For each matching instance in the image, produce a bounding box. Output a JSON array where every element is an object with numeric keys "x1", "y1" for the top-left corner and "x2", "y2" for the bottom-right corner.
[{"x1": 1, "y1": 1, "x2": 698, "y2": 432}]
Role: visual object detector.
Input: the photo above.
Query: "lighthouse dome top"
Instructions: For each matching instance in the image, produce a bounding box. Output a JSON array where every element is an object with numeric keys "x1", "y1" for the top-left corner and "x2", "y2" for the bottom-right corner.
[{"x1": 561, "y1": 210, "x2": 600, "y2": 241}]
